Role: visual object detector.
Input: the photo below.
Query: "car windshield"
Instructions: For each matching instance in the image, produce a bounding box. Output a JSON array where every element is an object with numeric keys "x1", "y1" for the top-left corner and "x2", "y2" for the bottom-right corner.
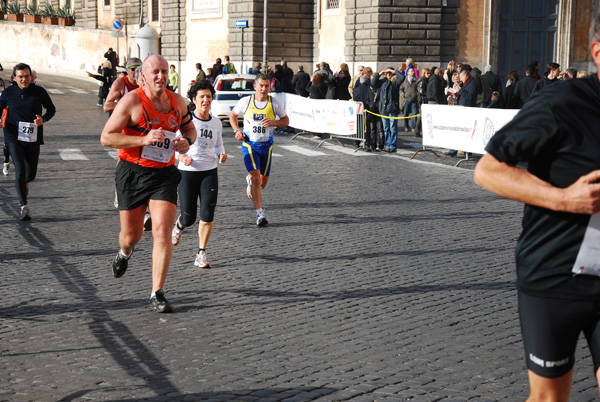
[{"x1": 217, "y1": 79, "x2": 254, "y2": 92}]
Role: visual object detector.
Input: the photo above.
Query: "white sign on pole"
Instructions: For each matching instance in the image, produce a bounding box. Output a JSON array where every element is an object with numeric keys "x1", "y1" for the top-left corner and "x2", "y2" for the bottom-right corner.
[
  {"x1": 272, "y1": 93, "x2": 361, "y2": 136},
  {"x1": 421, "y1": 104, "x2": 519, "y2": 154}
]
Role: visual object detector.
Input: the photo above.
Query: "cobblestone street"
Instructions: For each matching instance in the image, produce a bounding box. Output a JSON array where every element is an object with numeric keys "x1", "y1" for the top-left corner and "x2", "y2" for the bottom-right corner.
[{"x1": 1, "y1": 72, "x2": 598, "y2": 401}]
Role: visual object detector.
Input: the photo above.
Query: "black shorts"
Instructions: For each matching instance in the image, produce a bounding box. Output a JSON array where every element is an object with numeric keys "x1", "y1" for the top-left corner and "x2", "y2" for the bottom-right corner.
[
  {"x1": 518, "y1": 291, "x2": 600, "y2": 378},
  {"x1": 115, "y1": 159, "x2": 181, "y2": 210}
]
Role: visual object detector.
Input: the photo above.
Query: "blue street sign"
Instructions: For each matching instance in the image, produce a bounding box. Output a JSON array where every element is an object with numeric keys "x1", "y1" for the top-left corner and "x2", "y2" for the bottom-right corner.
[
  {"x1": 112, "y1": 19, "x2": 123, "y2": 31},
  {"x1": 236, "y1": 19, "x2": 248, "y2": 28}
]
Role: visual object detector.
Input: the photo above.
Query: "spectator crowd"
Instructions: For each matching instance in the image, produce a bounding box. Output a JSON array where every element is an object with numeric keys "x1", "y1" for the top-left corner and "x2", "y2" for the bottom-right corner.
[{"x1": 85, "y1": 49, "x2": 590, "y2": 156}]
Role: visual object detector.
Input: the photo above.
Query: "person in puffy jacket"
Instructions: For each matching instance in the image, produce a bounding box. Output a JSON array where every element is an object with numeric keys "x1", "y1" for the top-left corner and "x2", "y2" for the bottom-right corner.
[{"x1": 371, "y1": 67, "x2": 405, "y2": 152}]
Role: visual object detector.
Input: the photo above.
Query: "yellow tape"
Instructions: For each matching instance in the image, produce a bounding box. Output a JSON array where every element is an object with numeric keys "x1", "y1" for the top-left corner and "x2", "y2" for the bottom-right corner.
[{"x1": 364, "y1": 109, "x2": 420, "y2": 120}]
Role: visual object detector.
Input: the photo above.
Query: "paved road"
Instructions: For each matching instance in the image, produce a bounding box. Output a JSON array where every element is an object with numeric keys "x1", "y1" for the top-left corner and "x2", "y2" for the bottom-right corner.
[{"x1": 1, "y1": 72, "x2": 598, "y2": 401}]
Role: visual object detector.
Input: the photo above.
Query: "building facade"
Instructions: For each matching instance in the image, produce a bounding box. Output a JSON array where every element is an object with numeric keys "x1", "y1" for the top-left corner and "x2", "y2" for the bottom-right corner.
[{"x1": 1, "y1": 0, "x2": 597, "y2": 88}]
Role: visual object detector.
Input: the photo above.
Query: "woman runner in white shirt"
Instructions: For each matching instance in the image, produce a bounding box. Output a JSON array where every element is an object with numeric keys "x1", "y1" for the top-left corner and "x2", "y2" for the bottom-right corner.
[{"x1": 172, "y1": 80, "x2": 228, "y2": 268}]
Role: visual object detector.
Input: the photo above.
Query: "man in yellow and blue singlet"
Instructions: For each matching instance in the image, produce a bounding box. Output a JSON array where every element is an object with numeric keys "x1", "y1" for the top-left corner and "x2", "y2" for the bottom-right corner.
[{"x1": 229, "y1": 73, "x2": 289, "y2": 226}]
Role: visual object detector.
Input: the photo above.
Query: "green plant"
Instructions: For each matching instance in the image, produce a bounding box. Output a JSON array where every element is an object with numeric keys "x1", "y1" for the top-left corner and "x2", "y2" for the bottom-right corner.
[
  {"x1": 56, "y1": 4, "x2": 71, "y2": 18},
  {"x1": 25, "y1": 4, "x2": 39, "y2": 15},
  {"x1": 41, "y1": 2, "x2": 56, "y2": 17},
  {"x1": 7, "y1": 2, "x2": 21, "y2": 14}
]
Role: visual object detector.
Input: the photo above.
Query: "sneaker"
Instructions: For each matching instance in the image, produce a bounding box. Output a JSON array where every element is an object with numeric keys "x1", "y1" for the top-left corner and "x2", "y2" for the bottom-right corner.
[
  {"x1": 443, "y1": 150, "x2": 457, "y2": 156},
  {"x1": 194, "y1": 250, "x2": 212, "y2": 269},
  {"x1": 111, "y1": 250, "x2": 131, "y2": 278},
  {"x1": 2, "y1": 163, "x2": 9, "y2": 176},
  {"x1": 149, "y1": 289, "x2": 173, "y2": 313},
  {"x1": 257, "y1": 211, "x2": 268, "y2": 227},
  {"x1": 143, "y1": 212, "x2": 152, "y2": 231},
  {"x1": 246, "y1": 174, "x2": 252, "y2": 199},
  {"x1": 19, "y1": 205, "x2": 31, "y2": 221},
  {"x1": 172, "y1": 223, "x2": 184, "y2": 246}
]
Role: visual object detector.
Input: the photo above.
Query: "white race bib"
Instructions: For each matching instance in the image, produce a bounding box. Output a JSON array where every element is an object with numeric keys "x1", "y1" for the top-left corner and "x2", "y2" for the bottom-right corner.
[
  {"x1": 572, "y1": 213, "x2": 600, "y2": 277},
  {"x1": 141, "y1": 130, "x2": 177, "y2": 163},
  {"x1": 18, "y1": 121, "x2": 38, "y2": 142},
  {"x1": 247, "y1": 121, "x2": 272, "y2": 142}
]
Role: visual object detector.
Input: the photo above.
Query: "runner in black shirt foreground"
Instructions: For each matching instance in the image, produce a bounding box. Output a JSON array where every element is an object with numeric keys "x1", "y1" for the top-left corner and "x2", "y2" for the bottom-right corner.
[{"x1": 474, "y1": 13, "x2": 600, "y2": 400}]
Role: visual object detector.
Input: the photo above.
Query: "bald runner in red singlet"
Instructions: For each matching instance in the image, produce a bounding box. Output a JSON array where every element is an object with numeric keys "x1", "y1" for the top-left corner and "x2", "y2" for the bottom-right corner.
[{"x1": 101, "y1": 54, "x2": 196, "y2": 313}]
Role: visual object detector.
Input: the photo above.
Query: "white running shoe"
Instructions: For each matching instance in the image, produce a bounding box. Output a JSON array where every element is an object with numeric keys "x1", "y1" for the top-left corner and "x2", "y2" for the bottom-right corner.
[
  {"x1": 143, "y1": 212, "x2": 152, "y2": 231},
  {"x1": 194, "y1": 250, "x2": 211, "y2": 268},
  {"x1": 2, "y1": 163, "x2": 9, "y2": 176},
  {"x1": 246, "y1": 174, "x2": 252, "y2": 199},
  {"x1": 172, "y1": 224, "x2": 184, "y2": 245},
  {"x1": 256, "y1": 210, "x2": 268, "y2": 226},
  {"x1": 20, "y1": 205, "x2": 31, "y2": 221}
]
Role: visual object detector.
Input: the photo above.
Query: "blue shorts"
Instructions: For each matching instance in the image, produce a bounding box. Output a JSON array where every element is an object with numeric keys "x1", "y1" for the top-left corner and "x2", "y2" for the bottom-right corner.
[{"x1": 242, "y1": 141, "x2": 273, "y2": 176}]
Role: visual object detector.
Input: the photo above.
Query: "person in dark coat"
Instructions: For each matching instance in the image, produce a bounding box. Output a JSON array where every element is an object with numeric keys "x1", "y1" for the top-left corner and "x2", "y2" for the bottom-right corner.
[
  {"x1": 458, "y1": 69, "x2": 477, "y2": 107},
  {"x1": 371, "y1": 67, "x2": 405, "y2": 152},
  {"x1": 426, "y1": 68, "x2": 447, "y2": 104},
  {"x1": 306, "y1": 73, "x2": 328, "y2": 100},
  {"x1": 87, "y1": 59, "x2": 113, "y2": 107},
  {"x1": 533, "y1": 62, "x2": 561, "y2": 93},
  {"x1": 481, "y1": 65, "x2": 503, "y2": 107},
  {"x1": 291, "y1": 65, "x2": 310, "y2": 97},
  {"x1": 353, "y1": 75, "x2": 377, "y2": 150},
  {"x1": 487, "y1": 91, "x2": 503, "y2": 109},
  {"x1": 514, "y1": 65, "x2": 537, "y2": 106},
  {"x1": 504, "y1": 71, "x2": 522, "y2": 109},
  {"x1": 212, "y1": 58, "x2": 224, "y2": 77},
  {"x1": 104, "y1": 48, "x2": 118, "y2": 76},
  {"x1": 334, "y1": 69, "x2": 352, "y2": 100},
  {"x1": 305, "y1": 73, "x2": 329, "y2": 139}
]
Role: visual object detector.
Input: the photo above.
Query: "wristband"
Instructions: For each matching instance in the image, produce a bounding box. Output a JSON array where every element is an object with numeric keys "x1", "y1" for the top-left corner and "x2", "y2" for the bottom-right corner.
[
  {"x1": 185, "y1": 137, "x2": 193, "y2": 146},
  {"x1": 235, "y1": 128, "x2": 242, "y2": 134}
]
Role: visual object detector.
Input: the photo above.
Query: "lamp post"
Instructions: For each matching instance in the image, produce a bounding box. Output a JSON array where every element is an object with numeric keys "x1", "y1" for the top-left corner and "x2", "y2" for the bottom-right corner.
[{"x1": 262, "y1": 0, "x2": 268, "y2": 73}]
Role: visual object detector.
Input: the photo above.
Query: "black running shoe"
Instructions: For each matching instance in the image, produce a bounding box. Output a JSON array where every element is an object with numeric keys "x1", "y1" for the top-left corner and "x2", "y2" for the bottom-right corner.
[
  {"x1": 150, "y1": 289, "x2": 173, "y2": 313},
  {"x1": 112, "y1": 251, "x2": 130, "y2": 278}
]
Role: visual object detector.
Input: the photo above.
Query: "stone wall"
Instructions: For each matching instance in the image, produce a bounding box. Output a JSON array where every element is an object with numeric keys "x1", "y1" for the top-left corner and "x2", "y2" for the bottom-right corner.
[
  {"x1": 227, "y1": 0, "x2": 315, "y2": 67},
  {"x1": 345, "y1": 0, "x2": 459, "y2": 68},
  {"x1": 160, "y1": 0, "x2": 186, "y2": 60},
  {"x1": 74, "y1": 0, "x2": 98, "y2": 28}
]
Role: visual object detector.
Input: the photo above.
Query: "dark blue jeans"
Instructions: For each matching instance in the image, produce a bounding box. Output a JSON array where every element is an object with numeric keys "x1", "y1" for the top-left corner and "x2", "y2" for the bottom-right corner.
[{"x1": 403, "y1": 100, "x2": 418, "y2": 130}]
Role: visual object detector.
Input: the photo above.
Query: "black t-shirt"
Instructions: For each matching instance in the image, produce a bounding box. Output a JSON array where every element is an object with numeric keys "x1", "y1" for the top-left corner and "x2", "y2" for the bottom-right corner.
[{"x1": 485, "y1": 74, "x2": 600, "y2": 300}]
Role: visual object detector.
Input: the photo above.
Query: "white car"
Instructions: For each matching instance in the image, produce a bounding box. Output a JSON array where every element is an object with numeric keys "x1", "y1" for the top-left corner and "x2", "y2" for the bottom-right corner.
[{"x1": 211, "y1": 74, "x2": 256, "y2": 123}]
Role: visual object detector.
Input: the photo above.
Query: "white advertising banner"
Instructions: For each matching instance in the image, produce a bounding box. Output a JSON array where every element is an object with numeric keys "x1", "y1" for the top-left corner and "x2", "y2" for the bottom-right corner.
[
  {"x1": 421, "y1": 104, "x2": 519, "y2": 154},
  {"x1": 272, "y1": 93, "x2": 362, "y2": 136}
]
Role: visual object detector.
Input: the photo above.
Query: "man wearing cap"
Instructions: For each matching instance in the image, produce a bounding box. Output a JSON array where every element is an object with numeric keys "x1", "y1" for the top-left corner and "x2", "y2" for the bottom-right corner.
[{"x1": 104, "y1": 58, "x2": 142, "y2": 114}]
